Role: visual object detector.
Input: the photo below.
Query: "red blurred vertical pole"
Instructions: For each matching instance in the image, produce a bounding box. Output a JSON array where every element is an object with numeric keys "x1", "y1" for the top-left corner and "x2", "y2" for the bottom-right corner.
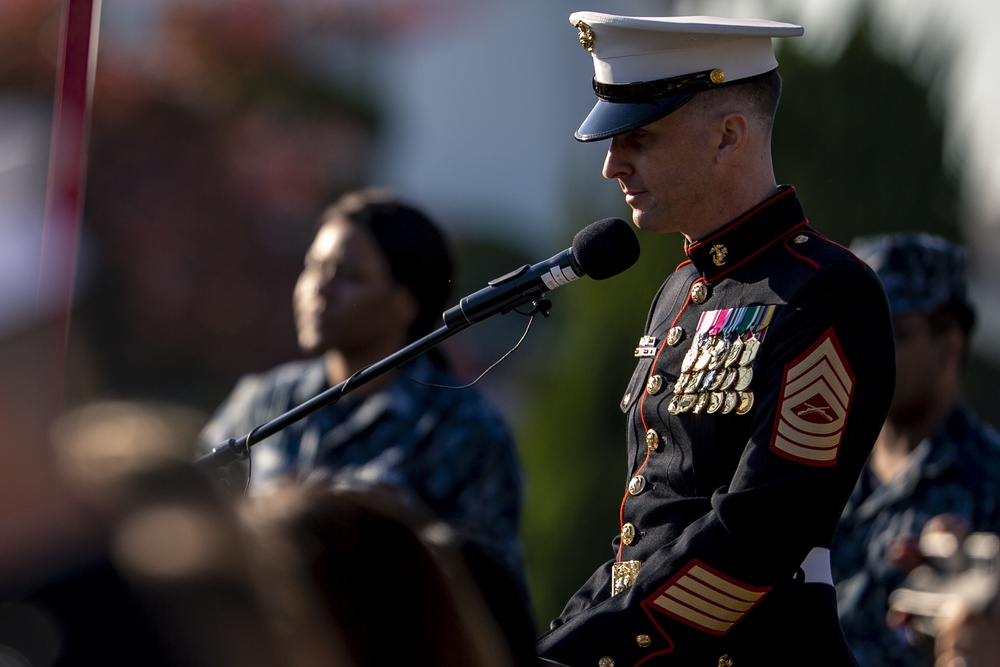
[{"x1": 40, "y1": 0, "x2": 102, "y2": 409}]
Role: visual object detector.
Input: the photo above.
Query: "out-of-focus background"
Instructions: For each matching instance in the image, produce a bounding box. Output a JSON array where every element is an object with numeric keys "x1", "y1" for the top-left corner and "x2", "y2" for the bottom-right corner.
[{"x1": 3, "y1": 0, "x2": 999, "y2": 629}]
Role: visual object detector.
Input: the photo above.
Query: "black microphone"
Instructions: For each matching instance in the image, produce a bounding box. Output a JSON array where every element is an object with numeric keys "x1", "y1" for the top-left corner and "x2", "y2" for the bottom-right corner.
[{"x1": 443, "y1": 217, "x2": 639, "y2": 328}]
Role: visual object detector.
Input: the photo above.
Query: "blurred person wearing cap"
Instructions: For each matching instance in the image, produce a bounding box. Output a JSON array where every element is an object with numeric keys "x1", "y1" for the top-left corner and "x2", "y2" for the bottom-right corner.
[
  {"x1": 831, "y1": 233, "x2": 1000, "y2": 667},
  {"x1": 536, "y1": 13, "x2": 896, "y2": 666},
  {"x1": 196, "y1": 188, "x2": 530, "y2": 611}
]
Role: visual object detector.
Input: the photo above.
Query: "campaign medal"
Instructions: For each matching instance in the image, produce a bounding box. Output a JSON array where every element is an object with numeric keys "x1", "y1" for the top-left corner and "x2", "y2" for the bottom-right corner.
[
  {"x1": 720, "y1": 368, "x2": 738, "y2": 390},
  {"x1": 736, "y1": 390, "x2": 755, "y2": 414},
  {"x1": 723, "y1": 307, "x2": 755, "y2": 367},
  {"x1": 739, "y1": 335, "x2": 761, "y2": 367},
  {"x1": 694, "y1": 345, "x2": 713, "y2": 371},
  {"x1": 724, "y1": 335, "x2": 744, "y2": 368},
  {"x1": 670, "y1": 306, "x2": 776, "y2": 417},
  {"x1": 681, "y1": 338, "x2": 703, "y2": 373},
  {"x1": 707, "y1": 370, "x2": 726, "y2": 391},
  {"x1": 675, "y1": 393, "x2": 697, "y2": 413},
  {"x1": 735, "y1": 366, "x2": 754, "y2": 391},
  {"x1": 708, "y1": 337, "x2": 729, "y2": 371},
  {"x1": 699, "y1": 369, "x2": 717, "y2": 392},
  {"x1": 709, "y1": 308, "x2": 740, "y2": 371},
  {"x1": 694, "y1": 309, "x2": 727, "y2": 371}
]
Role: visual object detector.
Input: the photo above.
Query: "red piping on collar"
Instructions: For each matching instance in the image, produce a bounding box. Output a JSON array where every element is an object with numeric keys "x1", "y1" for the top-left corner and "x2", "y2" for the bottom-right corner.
[
  {"x1": 704, "y1": 219, "x2": 810, "y2": 283},
  {"x1": 688, "y1": 186, "x2": 797, "y2": 252}
]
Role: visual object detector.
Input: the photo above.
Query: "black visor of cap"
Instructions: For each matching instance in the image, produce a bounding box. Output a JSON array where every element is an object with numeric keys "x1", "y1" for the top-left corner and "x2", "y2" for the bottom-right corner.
[
  {"x1": 575, "y1": 68, "x2": 772, "y2": 142},
  {"x1": 575, "y1": 93, "x2": 695, "y2": 142}
]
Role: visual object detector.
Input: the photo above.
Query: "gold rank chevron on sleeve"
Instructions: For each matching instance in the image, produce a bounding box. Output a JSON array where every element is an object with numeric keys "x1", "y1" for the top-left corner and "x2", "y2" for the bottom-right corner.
[{"x1": 770, "y1": 328, "x2": 854, "y2": 466}]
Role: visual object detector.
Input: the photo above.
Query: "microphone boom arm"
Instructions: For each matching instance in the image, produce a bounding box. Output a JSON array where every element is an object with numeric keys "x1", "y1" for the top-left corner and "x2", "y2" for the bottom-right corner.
[
  {"x1": 197, "y1": 217, "x2": 638, "y2": 471},
  {"x1": 443, "y1": 248, "x2": 577, "y2": 328},
  {"x1": 197, "y1": 289, "x2": 548, "y2": 470}
]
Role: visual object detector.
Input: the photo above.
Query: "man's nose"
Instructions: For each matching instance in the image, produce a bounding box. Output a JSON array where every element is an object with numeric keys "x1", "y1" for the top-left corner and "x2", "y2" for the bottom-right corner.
[{"x1": 602, "y1": 138, "x2": 629, "y2": 180}]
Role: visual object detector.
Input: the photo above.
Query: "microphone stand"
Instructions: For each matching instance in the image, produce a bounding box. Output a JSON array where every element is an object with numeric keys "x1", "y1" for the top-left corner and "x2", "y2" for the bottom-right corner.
[{"x1": 196, "y1": 295, "x2": 551, "y2": 470}]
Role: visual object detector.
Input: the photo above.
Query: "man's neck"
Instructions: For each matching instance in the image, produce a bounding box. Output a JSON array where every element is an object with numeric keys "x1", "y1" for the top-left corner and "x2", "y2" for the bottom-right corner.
[{"x1": 683, "y1": 179, "x2": 780, "y2": 243}]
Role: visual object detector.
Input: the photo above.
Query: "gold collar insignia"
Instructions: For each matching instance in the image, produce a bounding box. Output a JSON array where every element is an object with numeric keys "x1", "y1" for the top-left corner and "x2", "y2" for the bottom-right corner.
[{"x1": 710, "y1": 244, "x2": 728, "y2": 267}]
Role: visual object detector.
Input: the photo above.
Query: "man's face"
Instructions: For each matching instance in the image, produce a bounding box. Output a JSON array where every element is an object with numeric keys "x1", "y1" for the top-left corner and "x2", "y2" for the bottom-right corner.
[{"x1": 601, "y1": 100, "x2": 719, "y2": 238}]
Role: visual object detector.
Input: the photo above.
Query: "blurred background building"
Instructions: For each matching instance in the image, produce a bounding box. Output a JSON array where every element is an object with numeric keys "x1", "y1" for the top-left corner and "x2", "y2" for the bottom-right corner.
[{"x1": 3, "y1": 0, "x2": 999, "y2": 628}]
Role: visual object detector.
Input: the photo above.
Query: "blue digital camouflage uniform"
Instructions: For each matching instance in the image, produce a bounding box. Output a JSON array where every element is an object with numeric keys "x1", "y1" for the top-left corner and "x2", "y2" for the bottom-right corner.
[
  {"x1": 197, "y1": 354, "x2": 526, "y2": 585},
  {"x1": 832, "y1": 404, "x2": 1000, "y2": 666},
  {"x1": 537, "y1": 187, "x2": 896, "y2": 666},
  {"x1": 832, "y1": 232, "x2": 1000, "y2": 667}
]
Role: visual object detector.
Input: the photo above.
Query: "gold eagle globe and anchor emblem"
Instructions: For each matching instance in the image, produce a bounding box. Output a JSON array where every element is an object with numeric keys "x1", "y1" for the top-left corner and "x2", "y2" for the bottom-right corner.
[
  {"x1": 576, "y1": 21, "x2": 595, "y2": 52},
  {"x1": 710, "y1": 244, "x2": 728, "y2": 267}
]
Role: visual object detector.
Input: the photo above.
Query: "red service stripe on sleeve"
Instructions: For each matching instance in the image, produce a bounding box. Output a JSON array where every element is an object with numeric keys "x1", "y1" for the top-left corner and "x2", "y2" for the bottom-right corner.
[{"x1": 644, "y1": 560, "x2": 770, "y2": 635}]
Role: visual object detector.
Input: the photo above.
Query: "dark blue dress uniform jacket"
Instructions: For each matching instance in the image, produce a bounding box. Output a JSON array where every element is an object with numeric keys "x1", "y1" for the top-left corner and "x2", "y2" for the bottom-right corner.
[{"x1": 537, "y1": 187, "x2": 895, "y2": 666}]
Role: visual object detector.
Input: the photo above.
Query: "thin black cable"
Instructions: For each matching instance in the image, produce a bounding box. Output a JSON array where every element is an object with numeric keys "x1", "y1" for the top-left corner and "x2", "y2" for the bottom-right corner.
[
  {"x1": 243, "y1": 309, "x2": 538, "y2": 488},
  {"x1": 398, "y1": 311, "x2": 538, "y2": 390},
  {"x1": 241, "y1": 426, "x2": 258, "y2": 495}
]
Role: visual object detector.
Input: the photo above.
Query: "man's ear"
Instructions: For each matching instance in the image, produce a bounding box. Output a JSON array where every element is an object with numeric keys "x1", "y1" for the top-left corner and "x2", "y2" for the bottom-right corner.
[{"x1": 716, "y1": 112, "x2": 750, "y2": 163}]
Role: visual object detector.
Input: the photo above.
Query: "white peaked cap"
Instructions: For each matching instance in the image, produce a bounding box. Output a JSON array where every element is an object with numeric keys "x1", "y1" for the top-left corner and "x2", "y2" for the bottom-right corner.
[{"x1": 568, "y1": 13, "x2": 803, "y2": 141}]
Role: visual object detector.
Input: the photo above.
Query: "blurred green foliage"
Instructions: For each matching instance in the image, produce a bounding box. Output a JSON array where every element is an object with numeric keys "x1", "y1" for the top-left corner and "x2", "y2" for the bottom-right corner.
[
  {"x1": 773, "y1": 15, "x2": 961, "y2": 244},
  {"x1": 518, "y1": 227, "x2": 685, "y2": 627}
]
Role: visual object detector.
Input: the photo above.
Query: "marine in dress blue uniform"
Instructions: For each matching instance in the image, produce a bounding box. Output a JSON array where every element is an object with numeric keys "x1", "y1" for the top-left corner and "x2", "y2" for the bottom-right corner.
[{"x1": 537, "y1": 14, "x2": 896, "y2": 666}]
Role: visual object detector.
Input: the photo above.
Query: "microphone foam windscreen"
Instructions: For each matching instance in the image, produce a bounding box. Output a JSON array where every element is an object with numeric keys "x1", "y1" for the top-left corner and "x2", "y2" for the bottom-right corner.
[{"x1": 572, "y1": 218, "x2": 640, "y2": 280}]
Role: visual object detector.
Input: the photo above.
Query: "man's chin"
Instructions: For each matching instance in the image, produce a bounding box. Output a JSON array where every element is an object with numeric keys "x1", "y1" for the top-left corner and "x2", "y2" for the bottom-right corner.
[
  {"x1": 631, "y1": 209, "x2": 682, "y2": 236},
  {"x1": 629, "y1": 208, "x2": 646, "y2": 228},
  {"x1": 631, "y1": 210, "x2": 660, "y2": 232}
]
